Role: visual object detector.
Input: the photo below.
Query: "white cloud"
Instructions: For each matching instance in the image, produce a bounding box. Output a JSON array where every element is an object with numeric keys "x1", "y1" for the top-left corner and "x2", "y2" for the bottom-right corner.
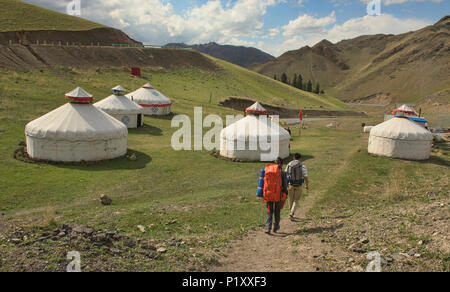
[
  {"x1": 267, "y1": 13, "x2": 431, "y2": 56},
  {"x1": 22, "y1": 1, "x2": 436, "y2": 57},
  {"x1": 359, "y1": 0, "x2": 443, "y2": 5},
  {"x1": 282, "y1": 12, "x2": 336, "y2": 36}
]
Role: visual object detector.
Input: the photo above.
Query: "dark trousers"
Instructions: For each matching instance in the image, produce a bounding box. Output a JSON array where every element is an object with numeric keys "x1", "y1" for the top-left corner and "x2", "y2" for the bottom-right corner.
[{"x1": 265, "y1": 201, "x2": 282, "y2": 231}]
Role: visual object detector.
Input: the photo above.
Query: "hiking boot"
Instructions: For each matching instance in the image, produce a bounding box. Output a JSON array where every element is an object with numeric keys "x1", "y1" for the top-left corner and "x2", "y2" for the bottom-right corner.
[
  {"x1": 273, "y1": 226, "x2": 280, "y2": 233},
  {"x1": 289, "y1": 215, "x2": 295, "y2": 221},
  {"x1": 265, "y1": 229, "x2": 271, "y2": 235}
]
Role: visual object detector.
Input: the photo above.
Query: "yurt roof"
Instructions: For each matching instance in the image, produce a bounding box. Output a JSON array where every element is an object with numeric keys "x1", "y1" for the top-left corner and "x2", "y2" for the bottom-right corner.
[
  {"x1": 25, "y1": 103, "x2": 128, "y2": 141},
  {"x1": 221, "y1": 115, "x2": 291, "y2": 141},
  {"x1": 126, "y1": 84, "x2": 172, "y2": 106},
  {"x1": 370, "y1": 117, "x2": 432, "y2": 141},
  {"x1": 393, "y1": 104, "x2": 416, "y2": 115},
  {"x1": 112, "y1": 85, "x2": 127, "y2": 94},
  {"x1": 142, "y1": 83, "x2": 154, "y2": 89},
  {"x1": 65, "y1": 87, "x2": 93, "y2": 103},
  {"x1": 94, "y1": 94, "x2": 143, "y2": 114},
  {"x1": 246, "y1": 102, "x2": 268, "y2": 115}
]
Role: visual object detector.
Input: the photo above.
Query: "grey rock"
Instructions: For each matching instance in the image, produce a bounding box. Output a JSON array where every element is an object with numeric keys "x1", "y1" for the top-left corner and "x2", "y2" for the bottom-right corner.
[
  {"x1": 157, "y1": 247, "x2": 167, "y2": 253},
  {"x1": 11, "y1": 238, "x2": 21, "y2": 244},
  {"x1": 359, "y1": 238, "x2": 370, "y2": 244},
  {"x1": 123, "y1": 238, "x2": 137, "y2": 248},
  {"x1": 100, "y1": 194, "x2": 112, "y2": 206},
  {"x1": 392, "y1": 253, "x2": 409, "y2": 261},
  {"x1": 141, "y1": 241, "x2": 157, "y2": 250}
]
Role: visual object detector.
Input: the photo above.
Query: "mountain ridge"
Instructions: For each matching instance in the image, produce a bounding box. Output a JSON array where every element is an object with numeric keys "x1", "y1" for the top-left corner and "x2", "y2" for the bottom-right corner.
[
  {"x1": 253, "y1": 15, "x2": 450, "y2": 103},
  {"x1": 163, "y1": 42, "x2": 274, "y2": 68}
]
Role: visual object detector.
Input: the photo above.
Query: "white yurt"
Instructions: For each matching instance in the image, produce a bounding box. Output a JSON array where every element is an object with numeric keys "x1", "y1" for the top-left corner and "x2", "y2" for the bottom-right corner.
[
  {"x1": 94, "y1": 85, "x2": 144, "y2": 128},
  {"x1": 25, "y1": 87, "x2": 128, "y2": 162},
  {"x1": 220, "y1": 102, "x2": 291, "y2": 162},
  {"x1": 392, "y1": 104, "x2": 416, "y2": 117},
  {"x1": 126, "y1": 83, "x2": 172, "y2": 116},
  {"x1": 368, "y1": 117, "x2": 433, "y2": 160}
]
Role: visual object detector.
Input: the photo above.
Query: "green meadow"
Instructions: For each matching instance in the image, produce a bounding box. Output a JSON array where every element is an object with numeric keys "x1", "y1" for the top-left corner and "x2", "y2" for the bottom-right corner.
[{"x1": 0, "y1": 61, "x2": 448, "y2": 271}]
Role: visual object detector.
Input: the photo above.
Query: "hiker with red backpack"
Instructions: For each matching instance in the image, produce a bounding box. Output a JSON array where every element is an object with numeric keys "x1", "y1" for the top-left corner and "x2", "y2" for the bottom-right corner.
[
  {"x1": 262, "y1": 158, "x2": 288, "y2": 235},
  {"x1": 285, "y1": 153, "x2": 309, "y2": 220}
]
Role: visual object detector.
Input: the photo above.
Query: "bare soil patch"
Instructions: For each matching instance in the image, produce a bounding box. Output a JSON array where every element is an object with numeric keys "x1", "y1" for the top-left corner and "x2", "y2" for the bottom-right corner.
[{"x1": 220, "y1": 97, "x2": 367, "y2": 118}]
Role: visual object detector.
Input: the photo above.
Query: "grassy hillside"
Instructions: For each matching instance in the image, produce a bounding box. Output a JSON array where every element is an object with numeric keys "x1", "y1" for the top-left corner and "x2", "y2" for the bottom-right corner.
[
  {"x1": 254, "y1": 16, "x2": 450, "y2": 104},
  {"x1": 0, "y1": 60, "x2": 448, "y2": 271},
  {"x1": 0, "y1": 61, "x2": 348, "y2": 271},
  {"x1": 0, "y1": 0, "x2": 105, "y2": 31}
]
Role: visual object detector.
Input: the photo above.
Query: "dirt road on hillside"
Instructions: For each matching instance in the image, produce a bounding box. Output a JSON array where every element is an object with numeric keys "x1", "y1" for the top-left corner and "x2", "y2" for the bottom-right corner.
[{"x1": 212, "y1": 143, "x2": 363, "y2": 272}]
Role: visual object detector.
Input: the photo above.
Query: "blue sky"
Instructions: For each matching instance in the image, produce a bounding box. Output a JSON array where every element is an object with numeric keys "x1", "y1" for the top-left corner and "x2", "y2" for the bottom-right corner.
[{"x1": 25, "y1": 0, "x2": 449, "y2": 56}]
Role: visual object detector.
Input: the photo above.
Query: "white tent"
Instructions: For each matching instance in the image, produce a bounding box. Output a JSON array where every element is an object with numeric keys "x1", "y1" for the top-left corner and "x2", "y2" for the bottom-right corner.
[
  {"x1": 220, "y1": 102, "x2": 291, "y2": 161},
  {"x1": 94, "y1": 85, "x2": 144, "y2": 128},
  {"x1": 25, "y1": 87, "x2": 128, "y2": 162},
  {"x1": 245, "y1": 102, "x2": 268, "y2": 115},
  {"x1": 126, "y1": 83, "x2": 172, "y2": 116},
  {"x1": 368, "y1": 117, "x2": 433, "y2": 160},
  {"x1": 393, "y1": 104, "x2": 417, "y2": 117}
]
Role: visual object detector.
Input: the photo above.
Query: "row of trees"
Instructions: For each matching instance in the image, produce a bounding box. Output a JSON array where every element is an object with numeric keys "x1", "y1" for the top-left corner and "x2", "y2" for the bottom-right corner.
[{"x1": 274, "y1": 73, "x2": 324, "y2": 94}]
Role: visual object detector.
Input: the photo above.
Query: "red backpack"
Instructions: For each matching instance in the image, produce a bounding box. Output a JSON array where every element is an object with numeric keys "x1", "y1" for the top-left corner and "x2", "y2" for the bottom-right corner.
[{"x1": 263, "y1": 164, "x2": 286, "y2": 206}]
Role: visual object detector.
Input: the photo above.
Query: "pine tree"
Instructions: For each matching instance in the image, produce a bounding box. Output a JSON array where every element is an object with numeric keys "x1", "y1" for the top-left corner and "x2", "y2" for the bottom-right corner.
[
  {"x1": 297, "y1": 74, "x2": 303, "y2": 90},
  {"x1": 297, "y1": 74, "x2": 305, "y2": 90},
  {"x1": 281, "y1": 73, "x2": 288, "y2": 84},
  {"x1": 314, "y1": 83, "x2": 320, "y2": 94},
  {"x1": 307, "y1": 80, "x2": 312, "y2": 92},
  {"x1": 292, "y1": 74, "x2": 298, "y2": 88}
]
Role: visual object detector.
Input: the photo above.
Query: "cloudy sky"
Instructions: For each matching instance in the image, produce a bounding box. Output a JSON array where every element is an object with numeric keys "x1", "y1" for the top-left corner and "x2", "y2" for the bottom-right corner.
[{"x1": 24, "y1": 0, "x2": 448, "y2": 56}]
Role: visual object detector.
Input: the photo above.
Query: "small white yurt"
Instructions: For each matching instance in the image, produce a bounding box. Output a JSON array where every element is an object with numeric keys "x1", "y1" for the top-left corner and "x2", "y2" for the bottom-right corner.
[
  {"x1": 94, "y1": 85, "x2": 144, "y2": 128},
  {"x1": 220, "y1": 102, "x2": 291, "y2": 162},
  {"x1": 126, "y1": 83, "x2": 172, "y2": 116},
  {"x1": 392, "y1": 104, "x2": 417, "y2": 117},
  {"x1": 368, "y1": 117, "x2": 433, "y2": 160},
  {"x1": 25, "y1": 87, "x2": 128, "y2": 162}
]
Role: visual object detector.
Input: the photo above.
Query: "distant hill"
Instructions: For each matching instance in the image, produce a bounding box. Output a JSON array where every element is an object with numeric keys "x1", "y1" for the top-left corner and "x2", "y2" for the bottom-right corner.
[
  {"x1": 0, "y1": 0, "x2": 104, "y2": 31},
  {"x1": 0, "y1": 0, "x2": 141, "y2": 46},
  {"x1": 163, "y1": 42, "x2": 274, "y2": 68},
  {"x1": 253, "y1": 16, "x2": 450, "y2": 104}
]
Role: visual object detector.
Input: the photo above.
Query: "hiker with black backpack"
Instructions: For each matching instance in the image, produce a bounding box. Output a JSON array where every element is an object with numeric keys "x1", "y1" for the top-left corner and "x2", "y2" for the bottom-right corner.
[{"x1": 285, "y1": 153, "x2": 309, "y2": 220}]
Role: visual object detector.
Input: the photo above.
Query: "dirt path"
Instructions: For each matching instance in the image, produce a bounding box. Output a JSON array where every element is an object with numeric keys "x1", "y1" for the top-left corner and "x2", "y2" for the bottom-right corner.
[{"x1": 212, "y1": 142, "x2": 363, "y2": 272}]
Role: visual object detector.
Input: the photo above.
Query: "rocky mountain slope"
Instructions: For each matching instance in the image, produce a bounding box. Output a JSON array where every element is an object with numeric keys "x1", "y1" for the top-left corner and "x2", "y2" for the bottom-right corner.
[{"x1": 253, "y1": 16, "x2": 450, "y2": 104}]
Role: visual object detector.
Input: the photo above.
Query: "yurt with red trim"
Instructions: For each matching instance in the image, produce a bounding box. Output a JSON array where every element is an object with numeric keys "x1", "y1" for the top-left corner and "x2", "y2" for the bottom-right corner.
[
  {"x1": 126, "y1": 83, "x2": 172, "y2": 116},
  {"x1": 220, "y1": 102, "x2": 291, "y2": 162},
  {"x1": 94, "y1": 85, "x2": 144, "y2": 128},
  {"x1": 368, "y1": 117, "x2": 433, "y2": 160},
  {"x1": 25, "y1": 87, "x2": 128, "y2": 162},
  {"x1": 392, "y1": 104, "x2": 416, "y2": 117},
  {"x1": 245, "y1": 102, "x2": 268, "y2": 115}
]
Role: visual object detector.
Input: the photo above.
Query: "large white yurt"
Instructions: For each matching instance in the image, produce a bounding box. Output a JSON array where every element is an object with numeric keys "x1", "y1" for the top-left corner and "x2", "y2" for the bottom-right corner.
[
  {"x1": 368, "y1": 117, "x2": 433, "y2": 160},
  {"x1": 25, "y1": 87, "x2": 128, "y2": 162},
  {"x1": 94, "y1": 85, "x2": 144, "y2": 128},
  {"x1": 126, "y1": 83, "x2": 172, "y2": 116},
  {"x1": 220, "y1": 102, "x2": 291, "y2": 162}
]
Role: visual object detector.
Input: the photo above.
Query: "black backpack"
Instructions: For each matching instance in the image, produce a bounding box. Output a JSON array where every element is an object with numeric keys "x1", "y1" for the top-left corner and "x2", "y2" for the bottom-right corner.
[{"x1": 288, "y1": 160, "x2": 303, "y2": 186}]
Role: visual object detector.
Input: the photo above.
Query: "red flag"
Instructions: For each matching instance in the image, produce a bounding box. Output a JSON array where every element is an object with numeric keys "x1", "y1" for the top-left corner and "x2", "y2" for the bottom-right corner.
[
  {"x1": 131, "y1": 67, "x2": 141, "y2": 76},
  {"x1": 299, "y1": 109, "x2": 303, "y2": 121}
]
